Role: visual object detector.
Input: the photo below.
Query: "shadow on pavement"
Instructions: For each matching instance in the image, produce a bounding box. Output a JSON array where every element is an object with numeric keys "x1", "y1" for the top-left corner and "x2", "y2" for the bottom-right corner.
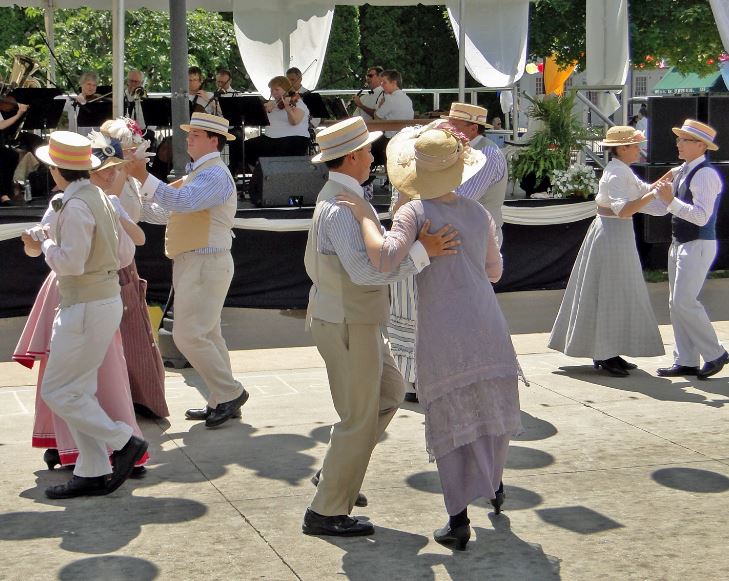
[
  {"x1": 59, "y1": 556, "x2": 159, "y2": 581},
  {"x1": 652, "y1": 467, "x2": 729, "y2": 493}
]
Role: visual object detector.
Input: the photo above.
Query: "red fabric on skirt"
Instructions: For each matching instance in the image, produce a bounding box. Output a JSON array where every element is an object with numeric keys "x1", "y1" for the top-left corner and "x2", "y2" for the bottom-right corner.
[{"x1": 14, "y1": 272, "x2": 150, "y2": 468}]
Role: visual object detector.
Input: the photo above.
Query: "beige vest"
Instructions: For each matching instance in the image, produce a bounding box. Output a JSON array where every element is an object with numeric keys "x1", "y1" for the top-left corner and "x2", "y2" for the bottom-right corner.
[
  {"x1": 304, "y1": 180, "x2": 389, "y2": 325},
  {"x1": 56, "y1": 183, "x2": 121, "y2": 308},
  {"x1": 165, "y1": 156, "x2": 237, "y2": 259}
]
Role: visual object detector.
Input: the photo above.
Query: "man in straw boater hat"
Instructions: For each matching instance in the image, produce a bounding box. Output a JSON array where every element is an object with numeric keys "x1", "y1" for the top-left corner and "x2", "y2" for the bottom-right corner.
[
  {"x1": 441, "y1": 102, "x2": 508, "y2": 247},
  {"x1": 127, "y1": 112, "x2": 249, "y2": 427},
  {"x1": 651, "y1": 119, "x2": 728, "y2": 380},
  {"x1": 21, "y1": 131, "x2": 148, "y2": 498},
  {"x1": 302, "y1": 116, "x2": 459, "y2": 536}
]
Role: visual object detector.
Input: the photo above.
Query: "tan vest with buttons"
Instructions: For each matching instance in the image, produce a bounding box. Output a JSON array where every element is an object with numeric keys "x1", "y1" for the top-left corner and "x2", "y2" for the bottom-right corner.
[{"x1": 164, "y1": 155, "x2": 236, "y2": 259}]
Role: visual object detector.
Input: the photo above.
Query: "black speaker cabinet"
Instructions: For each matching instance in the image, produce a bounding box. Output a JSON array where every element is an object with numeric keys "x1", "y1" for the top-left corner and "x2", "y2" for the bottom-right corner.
[
  {"x1": 633, "y1": 162, "x2": 729, "y2": 243},
  {"x1": 707, "y1": 95, "x2": 729, "y2": 161},
  {"x1": 250, "y1": 156, "x2": 328, "y2": 207},
  {"x1": 647, "y1": 96, "x2": 701, "y2": 164}
]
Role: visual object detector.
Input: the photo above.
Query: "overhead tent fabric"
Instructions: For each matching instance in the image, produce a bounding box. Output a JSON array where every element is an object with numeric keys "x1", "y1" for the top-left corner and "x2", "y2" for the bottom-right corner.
[
  {"x1": 446, "y1": 0, "x2": 529, "y2": 88},
  {"x1": 586, "y1": 0, "x2": 629, "y2": 116},
  {"x1": 232, "y1": 0, "x2": 530, "y2": 94},
  {"x1": 710, "y1": 0, "x2": 729, "y2": 52}
]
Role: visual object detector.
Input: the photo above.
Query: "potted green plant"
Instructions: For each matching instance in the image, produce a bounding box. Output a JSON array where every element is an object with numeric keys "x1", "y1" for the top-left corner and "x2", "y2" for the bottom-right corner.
[{"x1": 509, "y1": 90, "x2": 598, "y2": 195}]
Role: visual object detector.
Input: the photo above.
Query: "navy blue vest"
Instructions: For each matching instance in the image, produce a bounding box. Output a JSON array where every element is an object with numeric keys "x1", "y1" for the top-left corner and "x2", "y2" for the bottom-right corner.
[{"x1": 671, "y1": 160, "x2": 723, "y2": 243}]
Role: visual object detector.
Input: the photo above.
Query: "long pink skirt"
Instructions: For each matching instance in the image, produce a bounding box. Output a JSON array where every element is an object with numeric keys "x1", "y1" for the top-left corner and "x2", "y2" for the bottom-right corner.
[{"x1": 14, "y1": 272, "x2": 150, "y2": 468}]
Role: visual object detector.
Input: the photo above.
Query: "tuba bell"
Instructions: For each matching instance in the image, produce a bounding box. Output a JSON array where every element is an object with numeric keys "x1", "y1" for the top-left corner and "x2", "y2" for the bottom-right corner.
[{"x1": 5, "y1": 54, "x2": 40, "y2": 93}]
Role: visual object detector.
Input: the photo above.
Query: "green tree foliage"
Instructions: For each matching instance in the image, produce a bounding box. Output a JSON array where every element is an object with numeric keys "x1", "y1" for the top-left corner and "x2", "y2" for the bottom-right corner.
[
  {"x1": 319, "y1": 6, "x2": 360, "y2": 90},
  {"x1": 0, "y1": 7, "x2": 237, "y2": 92},
  {"x1": 528, "y1": 0, "x2": 725, "y2": 76}
]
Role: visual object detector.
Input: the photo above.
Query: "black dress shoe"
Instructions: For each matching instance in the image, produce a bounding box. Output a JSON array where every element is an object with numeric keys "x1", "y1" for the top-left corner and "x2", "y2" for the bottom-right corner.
[
  {"x1": 205, "y1": 389, "x2": 250, "y2": 428},
  {"x1": 186, "y1": 406, "x2": 242, "y2": 421},
  {"x1": 697, "y1": 350, "x2": 729, "y2": 380},
  {"x1": 403, "y1": 392, "x2": 419, "y2": 403},
  {"x1": 656, "y1": 364, "x2": 699, "y2": 377},
  {"x1": 615, "y1": 356, "x2": 638, "y2": 370},
  {"x1": 130, "y1": 466, "x2": 147, "y2": 479},
  {"x1": 45, "y1": 475, "x2": 109, "y2": 499},
  {"x1": 593, "y1": 358, "x2": 629, "y2": 377},
  {"x1": 302, "y1": 508, "x2": 374, "y2": 537},
  {"x1": 107, "y1": 435, "x2": 149, "y2": 494},
  {"x1": 433, "y1": 521, "x2": 471, "y2": 551},
  {"x1": 311, "y1": 469, "x2": 368, "y2": 507}
]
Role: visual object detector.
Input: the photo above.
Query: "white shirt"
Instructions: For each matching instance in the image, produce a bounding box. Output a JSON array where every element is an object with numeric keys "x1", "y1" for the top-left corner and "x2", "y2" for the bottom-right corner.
[
  {"x1": 595, "y1": 158, "x2": 667, "y2": 218},
  {"x1": 355, "y1": 86, "x2": 385, "y2": 121},
  {"x1": 667, "y1": 155, "x2": 723, "y2": 227},
  {"x1": 317, "y1": 171, "x2": 429, "y2": 283},
  {"x1": 124, "y1": 89, "x2": 147, "y2": 128},
  {"x1": 264, "y1": 100, "x2": 311, "y2": 139},
  {"x1": 375, "y1": 89, "x2": 414, "y2": 137},
  {"x1": 41, "y1": 181, "x2": 132, "y2": 274},
  {"x1": 189, "y1": 92, "x2": 220, "y2": 116}
]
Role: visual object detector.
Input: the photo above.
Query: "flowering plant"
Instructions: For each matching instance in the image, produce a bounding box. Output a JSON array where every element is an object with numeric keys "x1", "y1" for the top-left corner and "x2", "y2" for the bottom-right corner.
[{"x1": 550, "y1": 164, "x2": 598, "y2": 199}]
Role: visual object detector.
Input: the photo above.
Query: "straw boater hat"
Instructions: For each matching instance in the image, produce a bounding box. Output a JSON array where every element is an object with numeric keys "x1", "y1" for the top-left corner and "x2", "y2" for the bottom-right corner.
[
  {"x1": 311, "y1": 117, "x2": 383, "y2": 163},
  {"x1": 180, "y1": 112, "x2": 236, "y2": 141},
  {"x1": 89, "y1": 131, "x2": 127, "y2": 171},
  {"x1": 35, "y1": 131, "x2": 101, "y2": 170},
  {"x1": 672, "y1": 119, "x2": 719, "y2": 151},
  {"x1": 386, "y1": 124, "x2": 486, "y2": 200},
  {"x1": 441, "y1": 102, "x2": 492, "y2": 129},
  {"x1": 597, "y1": 125, "x2": 646, "y2": 147}
]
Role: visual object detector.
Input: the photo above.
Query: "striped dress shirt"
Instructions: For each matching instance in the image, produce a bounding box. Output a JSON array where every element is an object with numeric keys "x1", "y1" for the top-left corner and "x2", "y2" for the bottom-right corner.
[{"x1": 455, "y1": 135, "x2": 506, "y2": 200}]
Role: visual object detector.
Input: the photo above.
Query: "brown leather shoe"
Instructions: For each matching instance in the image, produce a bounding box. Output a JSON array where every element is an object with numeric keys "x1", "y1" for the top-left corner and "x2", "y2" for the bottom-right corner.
[{"x1": 302, "y1": 508, "x2": 374, "y2": 536}]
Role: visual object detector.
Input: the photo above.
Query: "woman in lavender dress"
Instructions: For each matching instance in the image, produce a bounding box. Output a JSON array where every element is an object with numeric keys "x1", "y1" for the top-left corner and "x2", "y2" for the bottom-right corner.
[{"x1": 337, "y1": 124, "x2": 523, "y2": 550}]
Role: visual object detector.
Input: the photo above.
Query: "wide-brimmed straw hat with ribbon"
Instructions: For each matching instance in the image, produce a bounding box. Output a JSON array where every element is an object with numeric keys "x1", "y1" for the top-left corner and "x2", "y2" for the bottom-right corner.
[
  {"x1": 672, "y1": 119, "x2": 719, "y2": 151},
  {"x1": 312, "y1": 117, "x2": 383, "y2": 163},
  {"x1": 89, "y1": 131, "x2": 127, "y2": 171},
  {"x1": 597, "y1": 125, "x2": 646, "y2": 147},
  {"x1": 441, "y1": 102, "x2": 492, "y2": 128},
  {"x1": 180, "y1": 112, "x2": 236, "y2": 141},
  {"x1": 35, "y1": 131, "x2": 101, "y2": 170},
  {"x1": 386, "y1": 124, "x2": 486, "y2": 200}
]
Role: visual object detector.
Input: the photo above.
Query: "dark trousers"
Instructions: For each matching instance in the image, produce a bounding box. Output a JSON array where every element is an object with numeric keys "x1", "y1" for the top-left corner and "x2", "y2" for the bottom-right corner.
[
  {"x1": 371, "y1": 136, "x2": 390, "y2": 171},
  {"x1": 0, "y1": 145, "x2": 19, "y2": 197}
]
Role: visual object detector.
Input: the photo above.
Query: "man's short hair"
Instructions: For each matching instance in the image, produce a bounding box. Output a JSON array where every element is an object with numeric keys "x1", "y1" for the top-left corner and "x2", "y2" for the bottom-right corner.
[
  {"x1": 205, "y1": 131, "x2": 227, "y2": 152},
  {"x1": 216, "y1": 68, "x2": 232, "y2": 79},
  {"x1": 58, "y1": 167, "x2": 90, "y2": 182},
  {"x1": 324, "y1": 155, "x2": 347, "y2": 170},
  {"x1": 127, "y1": 69, "x2": 144, "y2": 81},
  {"x1": 367, "y1": 66, "x2": 384, "y2": 76},
  {"x1": 286, "y1": 67, "x2": 302, "y2": 78},
  {"x1": 381, "y1": 69, "x2": 402, "y2": 87},
  {"x1": 79, "y1": 71, "x2": 98, "y2": 85},
  {"x1": 188, "y1": 66, "x2": 202, "y2": 79}
]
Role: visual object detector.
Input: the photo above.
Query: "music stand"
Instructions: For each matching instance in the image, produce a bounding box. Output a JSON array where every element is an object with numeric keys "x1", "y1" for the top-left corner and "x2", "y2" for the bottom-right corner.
[
  {"x1": 76, "y1": 84, "x2": 113, "y2": 128},
  {"x1": 141, "y1": 97, "x2": 172, "y2": 128},
  {"x1": 301, "y1": 92, "x2": 330, "y2": 119},
  {"x1": 324, "y1": 96, "x2": 349, "y2": 120},
  {"x1": 7, "y1": 88, "x2": 64, "y2": 133},
  {"x1": 217, "y1": 96, "x2": 269, "y2": 180}
]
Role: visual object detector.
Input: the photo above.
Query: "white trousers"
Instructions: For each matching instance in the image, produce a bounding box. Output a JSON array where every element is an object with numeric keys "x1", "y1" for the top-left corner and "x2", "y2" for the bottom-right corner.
[
  {"x1": 668, "y1": 239, "x2": 725, "y2": 366},
  {"x1": 41, "y1": 296, "x2": 133, "y2": 478},
  {"x1": 172, "y1": 251, "x2": 244, "y2": 408}
]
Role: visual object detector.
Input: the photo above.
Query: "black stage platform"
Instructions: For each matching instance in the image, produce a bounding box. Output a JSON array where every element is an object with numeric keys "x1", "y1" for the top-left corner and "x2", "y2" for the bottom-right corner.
[{"x1": 1, "y1": 195, "x2": 726, "y2": 318}]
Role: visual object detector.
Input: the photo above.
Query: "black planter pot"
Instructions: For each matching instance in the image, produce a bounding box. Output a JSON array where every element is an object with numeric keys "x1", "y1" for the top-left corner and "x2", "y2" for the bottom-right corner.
[{"x1": 519, "y1": 173, "x2": 551, "y2": 197}]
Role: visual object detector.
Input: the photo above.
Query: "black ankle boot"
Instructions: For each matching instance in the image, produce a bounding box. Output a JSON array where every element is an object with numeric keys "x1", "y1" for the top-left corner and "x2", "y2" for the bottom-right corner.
[
  {"x1": 491, "y1": 481, "x2": 505, "y2": 514},
  {"x1": 44, "y1": 449, "x2": 60, "y2": 470},
  {"x1": 434, "y1": 509, "x2": 471, "y2": 551}
]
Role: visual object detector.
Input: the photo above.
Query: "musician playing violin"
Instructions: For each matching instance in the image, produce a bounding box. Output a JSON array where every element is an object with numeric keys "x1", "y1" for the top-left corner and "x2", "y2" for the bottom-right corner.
[
  {"x1": 0, "y1": 73, "x2": 29, "y2": 205},
  {"x1": 189, "y1": 66, "x2": 221, "y2": 116},
  {"x1": 244, "y1": 75, "x2": 310, "y2": 172}
]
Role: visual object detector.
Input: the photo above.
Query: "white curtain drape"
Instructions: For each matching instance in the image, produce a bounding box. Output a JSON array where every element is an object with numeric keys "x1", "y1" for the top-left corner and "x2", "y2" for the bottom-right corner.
[
  {"x1": 502, "y1": 201, "x2": 596, "y2": 225},
  {"x1": 446, "y1": 0, "x2": 529, "y2": 88},
  {"x1": 586, "y1": 0, "x2": 629, "y2": 116},
  {"x1": 233, "y1": 0, "x2": 334, "y2": 95}
]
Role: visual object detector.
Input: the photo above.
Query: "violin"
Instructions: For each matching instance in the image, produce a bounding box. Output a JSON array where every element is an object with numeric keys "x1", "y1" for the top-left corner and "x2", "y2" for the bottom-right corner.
[
  {"x1": 277, "y1": 90, "x2": 300, "y2": 110},
  {"x1": 0, "y1": 95, "x2": 29, "y2": 115}
]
